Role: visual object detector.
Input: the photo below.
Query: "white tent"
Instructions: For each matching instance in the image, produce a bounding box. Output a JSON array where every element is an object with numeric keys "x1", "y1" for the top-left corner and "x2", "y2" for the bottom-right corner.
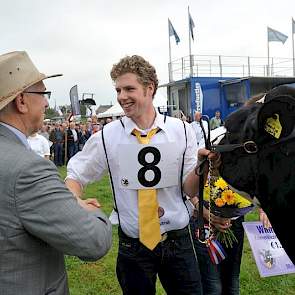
[
  {"x1": 97, "y1": 103, "x2": 124, "y2": 118},
  {"x1": 153, "y1": 88, "x2": 167, "y2": 109},
  {"x1": 97, "y1": 88, "x2": 167, "y2": 118}
]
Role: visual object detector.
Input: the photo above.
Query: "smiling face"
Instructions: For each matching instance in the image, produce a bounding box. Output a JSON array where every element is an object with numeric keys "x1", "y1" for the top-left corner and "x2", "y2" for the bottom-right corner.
[{"x1": 115, "y1": 73, "x2": 154, "y2": 126}]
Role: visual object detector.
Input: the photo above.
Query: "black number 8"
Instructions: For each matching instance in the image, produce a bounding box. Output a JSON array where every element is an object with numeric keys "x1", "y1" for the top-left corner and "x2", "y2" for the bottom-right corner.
[{"x1": 137, "y1": 146, "x2": 161, "y2": 187}]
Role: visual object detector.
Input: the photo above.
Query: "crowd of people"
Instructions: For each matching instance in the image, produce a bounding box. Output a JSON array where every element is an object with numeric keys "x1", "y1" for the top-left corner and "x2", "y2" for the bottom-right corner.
[
  {"x1": 0, "y1": 50, "x2": 277, "y2": 295},
  {"x1": 32, "y1": 116, "x2": 113, "y2": 165}
]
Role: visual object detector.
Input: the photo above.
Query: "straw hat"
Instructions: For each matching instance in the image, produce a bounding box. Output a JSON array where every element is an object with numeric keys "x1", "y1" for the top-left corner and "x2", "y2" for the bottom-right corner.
[{"x1": 0, "y1": 51, "x2": 62, "y2": 110}]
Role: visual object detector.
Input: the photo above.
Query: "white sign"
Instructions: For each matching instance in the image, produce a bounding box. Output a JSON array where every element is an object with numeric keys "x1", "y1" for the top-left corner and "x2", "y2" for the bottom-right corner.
[
  {"x1": 118, "y1": 143, "x2": 179, "y2": 189},
  {"x1": 243, "y1": 221, "x2": 295, "y2": 277},
  {"x1": 194, "y1": 82, "x2": 203, "y2": 113}
]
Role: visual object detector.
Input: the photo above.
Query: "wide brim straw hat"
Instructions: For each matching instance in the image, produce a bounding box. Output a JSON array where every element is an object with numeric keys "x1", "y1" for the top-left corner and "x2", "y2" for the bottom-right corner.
[{"x1": 0, "y1": 51, "x2": 62, "y2": 110}]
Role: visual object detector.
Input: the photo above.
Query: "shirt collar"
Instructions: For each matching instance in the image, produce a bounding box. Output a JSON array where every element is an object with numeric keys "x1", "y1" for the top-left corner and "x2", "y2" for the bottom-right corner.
[
  {"x1": 0, "y1": 122, "x2": 31, "y2": 149},
  {"x1": 122, "y1": 109, "x2": 168, "y2": 135}
]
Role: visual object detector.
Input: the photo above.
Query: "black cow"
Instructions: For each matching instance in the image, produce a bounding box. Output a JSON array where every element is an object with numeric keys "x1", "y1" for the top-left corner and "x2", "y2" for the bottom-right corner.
[{"x1": 218, "y1": 84, "x2": 295, "y2": 263}]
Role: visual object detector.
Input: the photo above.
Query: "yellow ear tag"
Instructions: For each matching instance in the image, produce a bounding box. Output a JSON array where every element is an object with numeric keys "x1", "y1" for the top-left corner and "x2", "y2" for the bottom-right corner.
[{"x1": 264, "y1": 113, "x2": 282, "y2": 139}]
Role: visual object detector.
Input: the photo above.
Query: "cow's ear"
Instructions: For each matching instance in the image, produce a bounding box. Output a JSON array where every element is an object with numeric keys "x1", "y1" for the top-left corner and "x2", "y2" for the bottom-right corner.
[{"x1": 258, "y1": 95, "x2": 295, "y2": 142}]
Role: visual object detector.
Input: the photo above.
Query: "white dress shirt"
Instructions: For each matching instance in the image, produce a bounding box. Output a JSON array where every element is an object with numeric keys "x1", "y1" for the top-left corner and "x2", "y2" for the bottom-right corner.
[
  {"x1": 71, "y1": 128, "x2": 78, "y2": 142},
  {"x1": 67, "y1": 112, "x2": 198, "y2": 238}
]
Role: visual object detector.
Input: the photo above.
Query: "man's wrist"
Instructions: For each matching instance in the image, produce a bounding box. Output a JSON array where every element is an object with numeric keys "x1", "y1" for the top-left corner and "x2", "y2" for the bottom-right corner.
[{"x1": 193, "y1": 200, "x2": 199, "y2": 210}]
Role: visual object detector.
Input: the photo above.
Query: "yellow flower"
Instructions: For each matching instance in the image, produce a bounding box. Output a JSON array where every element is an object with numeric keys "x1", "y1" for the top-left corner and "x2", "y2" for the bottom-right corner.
[
  {"x1": 235, "y1": 194, "x2": 252, "y2": 208},
  {"x1": 203, "y1": 185, "x2": 210, "y2": 201},
  {"x1": 221, "y1": 190, "x2": 235, "y2": 205},
  {"x1": 215, "y1": 197, "x2": 225, "y2": 207},
  {"x1": 214, "y1": 178, "x2": 228, "y2": 190}
]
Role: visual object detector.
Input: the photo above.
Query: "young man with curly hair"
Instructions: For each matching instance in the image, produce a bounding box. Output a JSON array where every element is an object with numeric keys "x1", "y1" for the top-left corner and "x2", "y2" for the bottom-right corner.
[{"x1": 66, "y1": 55, "x2": 212, "y2": 295}]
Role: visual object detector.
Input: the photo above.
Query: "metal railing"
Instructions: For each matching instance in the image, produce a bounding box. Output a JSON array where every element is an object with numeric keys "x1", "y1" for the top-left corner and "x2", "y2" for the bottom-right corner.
[{"x1": 169, "y1": 54, "x2": 295, "y2": 81}]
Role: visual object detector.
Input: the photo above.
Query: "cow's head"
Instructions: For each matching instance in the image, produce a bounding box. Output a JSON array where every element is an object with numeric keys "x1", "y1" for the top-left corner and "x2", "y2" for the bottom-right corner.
[{"x1": 218, "y1": 84, "x2": 295, "y2": 263}]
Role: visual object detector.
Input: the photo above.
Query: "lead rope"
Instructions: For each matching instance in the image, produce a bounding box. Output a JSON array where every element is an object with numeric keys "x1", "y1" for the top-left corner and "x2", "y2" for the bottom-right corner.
[
  {"x1": 203, "y1": 158, "x2": 227, "y2": 264},
  {"x1": 198, "y1": 158, "x2": 215, "y2": 244},
  {"x1": 207, "y1": 158, "x2": 214, "y2": 240}
]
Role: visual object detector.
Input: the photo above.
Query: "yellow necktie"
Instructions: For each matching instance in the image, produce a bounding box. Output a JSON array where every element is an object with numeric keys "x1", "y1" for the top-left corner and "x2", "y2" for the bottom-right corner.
[{"x1": 132, "y1": 128, "x2": 161, "y2": 250}]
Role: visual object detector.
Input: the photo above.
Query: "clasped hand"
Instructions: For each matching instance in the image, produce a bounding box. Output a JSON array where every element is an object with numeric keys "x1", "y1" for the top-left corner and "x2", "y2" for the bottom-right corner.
[{"x1": 77, "y1": 197, "x2": 101, "y2": 211}]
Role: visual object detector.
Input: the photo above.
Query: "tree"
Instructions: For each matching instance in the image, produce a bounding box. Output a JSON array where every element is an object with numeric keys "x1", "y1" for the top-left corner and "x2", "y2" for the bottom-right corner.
[
  {"x1": 80, "y1": 104, "x2": 86, "y2": 116},
  {"x1": 45, "y1": 107, "x2": 59, "y2": 119}
]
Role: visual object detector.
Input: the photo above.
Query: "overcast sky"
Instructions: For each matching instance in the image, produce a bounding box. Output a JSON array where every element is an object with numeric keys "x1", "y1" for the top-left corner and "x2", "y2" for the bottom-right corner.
[{"x1": 1, "y1": 0, "x2": 295, "y2": 108}]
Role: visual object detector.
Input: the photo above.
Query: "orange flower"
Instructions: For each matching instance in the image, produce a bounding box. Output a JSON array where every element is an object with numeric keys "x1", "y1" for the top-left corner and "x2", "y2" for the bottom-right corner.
[
  {"x1": 221, "y1": 190, "x2": 235, "y2": 205},
  {"x1": 215, "y1": 197, "x2": 225, "y2": 207}
]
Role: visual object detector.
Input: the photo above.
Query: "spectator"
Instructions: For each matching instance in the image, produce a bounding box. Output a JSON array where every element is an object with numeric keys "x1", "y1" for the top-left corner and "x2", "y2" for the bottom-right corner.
[
  {"x1": 91, "y1": 114, "x2": 98, "y2": 125},
  {"x1": 78, "y1": 124, "x2": 91, "y2": 151},
  {"x1": 105, "y1": 117, "x2": 113, "y2": 124},
  {"x1": 67, "y1": 121, "x2": 79, "y2": 159},
  {"x1": 39, "y1": 124, "x2": 49, "y2": 141},
  {"x1": 210, "y1": 110, "x2": 223, "y2": 130},
  {"x1": 92, "y1": 124, "x2": 101, "y2": 134},
  {"x1": 49, "y1": 124, "x2": 65, "y2": 166},
  {"x1": 191, "y1": 111, "x2": 209, "y2": 149},
  {"x1": 28, "y1": 132, "x2": 51, "y2": 159}
]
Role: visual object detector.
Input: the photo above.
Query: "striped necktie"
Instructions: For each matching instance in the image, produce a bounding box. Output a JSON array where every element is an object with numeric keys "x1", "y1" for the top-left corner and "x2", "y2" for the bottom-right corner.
[{"x1": 132, "y1": 128, "x2": 161, "y2": 250}]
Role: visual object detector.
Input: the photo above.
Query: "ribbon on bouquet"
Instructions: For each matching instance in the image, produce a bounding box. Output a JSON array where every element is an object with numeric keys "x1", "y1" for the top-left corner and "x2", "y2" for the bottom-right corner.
[{"x1": 206, "y1": 238, "x2": 226, "y2": 265}]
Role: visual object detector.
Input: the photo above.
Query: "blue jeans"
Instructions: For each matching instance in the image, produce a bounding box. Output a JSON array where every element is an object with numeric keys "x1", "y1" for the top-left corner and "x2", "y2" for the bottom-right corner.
[
  {"x1": 116, "y1": 227, "x2": 203, "y2": 295},
  {"x1": 190, "y1": 216, "x2": 244, "y2": 295},
  {"x1": 68, "y1": 142, "x2": 78, "y2": 159},
  {"x1": 54, "y1": 143, "x2": 63, "y2": 166}
]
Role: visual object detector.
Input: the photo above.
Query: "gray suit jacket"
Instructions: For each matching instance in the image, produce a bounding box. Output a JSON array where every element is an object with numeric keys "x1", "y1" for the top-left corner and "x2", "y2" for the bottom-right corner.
[{"x1": 0, "y1": 125, "x2": 112, "y2": 295}]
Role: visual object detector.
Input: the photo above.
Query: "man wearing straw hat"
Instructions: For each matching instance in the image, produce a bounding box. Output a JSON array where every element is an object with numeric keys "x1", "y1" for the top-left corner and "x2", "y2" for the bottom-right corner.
[{"x1": 0, "y1": 51, "x2": 112, "y2": 295}]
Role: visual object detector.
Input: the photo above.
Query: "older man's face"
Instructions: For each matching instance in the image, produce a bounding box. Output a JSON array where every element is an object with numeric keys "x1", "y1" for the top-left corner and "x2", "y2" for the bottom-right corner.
[{"x1": 23, "y1": 81, "x2": 48, "y2": 135}]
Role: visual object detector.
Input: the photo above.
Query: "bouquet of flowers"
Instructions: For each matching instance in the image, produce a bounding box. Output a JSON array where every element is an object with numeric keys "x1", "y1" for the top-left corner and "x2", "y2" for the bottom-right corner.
[{"x1": 203, "y1": 176, "x2": 254, "y2": 248}]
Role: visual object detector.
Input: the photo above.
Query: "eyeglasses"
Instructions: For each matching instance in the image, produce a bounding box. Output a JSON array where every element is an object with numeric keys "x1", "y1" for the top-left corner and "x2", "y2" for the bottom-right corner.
[{"x1": 23, "y1": 91, "x2": 51, "y2": 100}]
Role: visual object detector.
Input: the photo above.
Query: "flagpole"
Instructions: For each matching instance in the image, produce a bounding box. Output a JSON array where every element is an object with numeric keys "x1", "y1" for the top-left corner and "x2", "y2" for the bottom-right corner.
[
  {"x1": 168, "y1": 19, "x2": 172, "y2": 82},
  {"x1": 292, "y1": 18, "x2": 295, "y2": 76},
  {"x1": 188, "y1": 6, "x2": 193, "y2": 77},
  {"x1": 267, "y1": 28, "x2": 270, "y2": 77}
]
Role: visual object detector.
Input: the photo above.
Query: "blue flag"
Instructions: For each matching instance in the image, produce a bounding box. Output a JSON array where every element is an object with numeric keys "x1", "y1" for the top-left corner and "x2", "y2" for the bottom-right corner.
[
  {"x1": 189, "y1": 12, "x2": 195, "y2": 41},
  {"x1": 168, "y1": 19, "x2": 180, "y2": 44},
  {"x1": 267, "y1": 27, "x2": 288, "y2": 44}
]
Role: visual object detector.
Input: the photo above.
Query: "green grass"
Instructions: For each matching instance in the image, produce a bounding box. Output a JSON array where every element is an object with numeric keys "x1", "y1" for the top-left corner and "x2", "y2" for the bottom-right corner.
[{"x1": 59, "y1": 167, "x2": 295, "y2": 294}]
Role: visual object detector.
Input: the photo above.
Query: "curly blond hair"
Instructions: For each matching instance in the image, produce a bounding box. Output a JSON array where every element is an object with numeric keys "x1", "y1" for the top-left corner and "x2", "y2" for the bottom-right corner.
[{"x1": 110, "y1": 55, "x2": 158, "y2": 97}]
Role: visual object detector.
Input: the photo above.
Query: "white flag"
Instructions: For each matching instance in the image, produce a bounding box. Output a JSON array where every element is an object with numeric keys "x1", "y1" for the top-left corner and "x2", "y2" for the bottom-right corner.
[{"x1": 267, "y1": 27, "x2": 288, "y2": 44}]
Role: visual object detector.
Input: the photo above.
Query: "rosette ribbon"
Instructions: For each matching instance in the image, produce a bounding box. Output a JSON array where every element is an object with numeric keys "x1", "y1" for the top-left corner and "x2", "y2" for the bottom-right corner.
[{"x1": 206, "y1": 238, "x2": 227, "y2": 264}]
